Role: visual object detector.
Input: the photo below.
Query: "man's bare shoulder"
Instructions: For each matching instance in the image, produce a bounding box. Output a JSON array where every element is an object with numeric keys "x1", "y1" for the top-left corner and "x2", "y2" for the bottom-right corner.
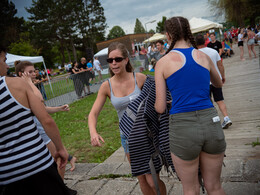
[{"x1": 6, "y1": 77, "x2": 30, "y2": 90}]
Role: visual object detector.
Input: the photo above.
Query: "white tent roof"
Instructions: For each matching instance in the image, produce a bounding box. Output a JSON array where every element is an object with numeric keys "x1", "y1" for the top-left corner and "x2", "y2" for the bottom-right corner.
[
  {"x1": 6, "y1": 53, "x2": 44, "y2": 67},
  {"x1": 94, "y1": 48, "x2": 108, "y2": 57},
  {"x1": 189, "y1": 17, "x2": 223, "y2": 34},
  {"x1": 143, "y1": 33, "x2": 166, "y2": 43}
]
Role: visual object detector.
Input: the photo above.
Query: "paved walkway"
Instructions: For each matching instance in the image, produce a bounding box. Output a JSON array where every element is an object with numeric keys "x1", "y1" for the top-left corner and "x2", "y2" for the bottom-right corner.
[{"x1": 64, "y1": 45, "x2": 260, "y2": 195}]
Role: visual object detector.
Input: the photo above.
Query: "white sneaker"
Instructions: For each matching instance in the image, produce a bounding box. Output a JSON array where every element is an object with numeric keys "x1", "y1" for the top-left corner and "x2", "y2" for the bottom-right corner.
[{"x1": 222, "y1": 118, "x2": 232, "y2": 129}]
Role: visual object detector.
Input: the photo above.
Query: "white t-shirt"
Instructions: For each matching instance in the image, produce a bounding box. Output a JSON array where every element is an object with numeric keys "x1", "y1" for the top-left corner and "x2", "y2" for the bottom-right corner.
[
  {"x1": 199, "y1": 47, "x2": 222, "y2": 80},
  {"x1": 93, "y1": 59, "x2": 101, "y2": 71},
  {"x1": 238, "y1": 33, "x2": 243, "y2": 42}
]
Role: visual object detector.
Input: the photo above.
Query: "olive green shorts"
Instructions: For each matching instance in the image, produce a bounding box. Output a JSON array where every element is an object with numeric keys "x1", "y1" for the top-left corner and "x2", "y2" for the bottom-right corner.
[{"x1": 169, "y1": 107, "x2": 226, "y2": 161}]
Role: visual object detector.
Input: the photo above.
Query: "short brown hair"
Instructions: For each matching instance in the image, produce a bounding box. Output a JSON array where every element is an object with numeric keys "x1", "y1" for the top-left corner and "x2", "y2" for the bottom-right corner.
[{"x1": 15, "y1": 60, "x2": 34, "y2": 76}]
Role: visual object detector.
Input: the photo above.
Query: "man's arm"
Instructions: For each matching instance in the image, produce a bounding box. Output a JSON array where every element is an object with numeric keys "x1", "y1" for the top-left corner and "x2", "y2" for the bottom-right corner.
[
  {"x1": 217, "y1": 60, "x2": 225, "y2": 84},
  {"x1": 219, "y1": 42, "x2": 223, "y2": 57}
]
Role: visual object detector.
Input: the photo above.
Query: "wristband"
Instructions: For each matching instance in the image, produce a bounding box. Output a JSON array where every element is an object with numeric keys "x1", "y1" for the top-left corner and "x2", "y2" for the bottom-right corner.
[{"x1": 68, "y1": 154, "x2": 73, "y2": 162}]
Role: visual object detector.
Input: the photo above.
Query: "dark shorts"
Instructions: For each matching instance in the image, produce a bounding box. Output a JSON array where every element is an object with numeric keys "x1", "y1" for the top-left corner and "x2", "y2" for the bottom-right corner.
[
  {"x1": 229, "y1": 38, "x2": 233, "y2": 44},
  {"x1": 90, "y1": 71, "x2": 95, "y2": 79},
  {"x1": 210, "y1": 85, "x2": 224, "y2": 102},
  {"x1": 238, "y1": 41, "x2": 243, "y2": 47},
  {"x1": 0, "y1": 163, "x2": 69, "y2": 195},
  {"x1": 169, "y1": 107, "x2": 226, "y2": 161}
]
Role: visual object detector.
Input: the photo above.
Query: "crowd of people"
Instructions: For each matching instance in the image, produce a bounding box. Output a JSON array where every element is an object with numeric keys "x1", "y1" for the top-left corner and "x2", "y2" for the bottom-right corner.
[
  {"x1": 69, "y1": 56, "x2": 103, "y2": 99},
  {"x1": 1, "y1": 15, "x2": 259, "y2": 195}
]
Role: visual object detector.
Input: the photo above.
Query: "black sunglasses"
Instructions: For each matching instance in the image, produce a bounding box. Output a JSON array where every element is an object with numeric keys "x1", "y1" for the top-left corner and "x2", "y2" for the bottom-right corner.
[{"x1": 106, "y1": 57, "x2": 125, "y2": 63}]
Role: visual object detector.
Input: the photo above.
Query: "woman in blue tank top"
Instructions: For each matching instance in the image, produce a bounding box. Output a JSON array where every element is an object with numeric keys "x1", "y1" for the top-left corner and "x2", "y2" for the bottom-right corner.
[
  {"x1": 155, "y1": 17, "x2": 226, "y2": 195},
  {"x1": 88, "y1": 42, "x2": 167, "y2": 195}
]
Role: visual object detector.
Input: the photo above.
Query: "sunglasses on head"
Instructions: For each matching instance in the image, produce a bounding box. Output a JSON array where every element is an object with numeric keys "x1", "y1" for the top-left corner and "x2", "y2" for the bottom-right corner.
[{"x1": 106, "y1": 57, "x2": 125, "y2": 63}]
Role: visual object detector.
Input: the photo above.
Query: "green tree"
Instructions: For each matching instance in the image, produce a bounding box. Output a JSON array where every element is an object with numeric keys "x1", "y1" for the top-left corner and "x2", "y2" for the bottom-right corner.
[
  {"x1": 208, "y1": 0, "x2": 260, "y2": 27},
  {"x1": 27, "y1": 0, "x2": 107, "y2": 65},
  {"x1": 156, "y1": 16, "x2": 167, "y2": 33},
  {"x1": 134, "y1": 18, "x2": 145, "y2": 34},
  {"x1": 8, "y1": 32, "x2": 39, "y2": 56},
  {"x1": 0, "y1": 0, "x2": 25, "y2": 47},
  {"x1": 148, "y1": 29, "x2": 155, "y2": 34},
  {"x1": 74, "y1": 0, "x2": 107, "y2": 56},
  {"x1": 107, "y1": 26, "x2": 125, "y2": 40}
]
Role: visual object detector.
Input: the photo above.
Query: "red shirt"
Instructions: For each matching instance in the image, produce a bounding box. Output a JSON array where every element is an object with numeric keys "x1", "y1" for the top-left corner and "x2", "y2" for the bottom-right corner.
[{"x1": 205, "y1": 38, "x2": 210, "y2": 47}]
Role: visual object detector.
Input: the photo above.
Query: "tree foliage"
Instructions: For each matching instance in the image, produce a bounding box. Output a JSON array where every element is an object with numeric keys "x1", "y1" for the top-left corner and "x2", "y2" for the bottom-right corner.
[
  {"x1": 156, "y1": 16, "x2": 167, "y2": 33},
  {"x1": 134, "y1": 18, "x2": 145, "y2": 34},
  {"x1": 26, "y1": 0, "x2": 107, "y2": 65},
  {"x1": 148, "y1": 29, "x2": 155, "y2": 34},
  {"x1": 0, "y1": 0, "x2": 25, "y2": 47},
  {"x1": 208, "y1": 0, "x2": 260, "y2": 27},
  {"x1": 107, "y1": 26, "x2": 125, "y2": 40},
  {"x1": 8, "y1": 32, "x2": 39, "y2": 56}
]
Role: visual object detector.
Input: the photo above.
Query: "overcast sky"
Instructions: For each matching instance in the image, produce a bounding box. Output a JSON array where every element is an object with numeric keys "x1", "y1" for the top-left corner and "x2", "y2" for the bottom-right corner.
[{"x1": 12, "y1": 0, "x2": 222, "y2": 36}]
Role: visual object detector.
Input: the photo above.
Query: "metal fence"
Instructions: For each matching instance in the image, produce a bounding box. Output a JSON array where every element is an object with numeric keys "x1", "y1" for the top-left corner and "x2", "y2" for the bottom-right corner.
[{"x1": 44, "y1": 57, "x2": 145, "y2": 107}]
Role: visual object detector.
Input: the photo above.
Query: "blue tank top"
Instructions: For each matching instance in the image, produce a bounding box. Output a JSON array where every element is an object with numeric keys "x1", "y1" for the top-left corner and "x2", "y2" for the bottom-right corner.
[
  {"x1": 109, "y1": 73, "x2": 141, "y2": 121},
  {"x1": 166, "y1": 47, "x2": 213, "y2": 114}
]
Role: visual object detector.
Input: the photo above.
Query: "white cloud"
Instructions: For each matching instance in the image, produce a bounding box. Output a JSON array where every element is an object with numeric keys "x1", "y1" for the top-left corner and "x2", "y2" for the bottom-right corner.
[
  {"x1": 12, "y1": 0, "x2": 223, "y2": 37},
  {"x1": 100, "y1": 0, "x2": 221, "y2": 36}
]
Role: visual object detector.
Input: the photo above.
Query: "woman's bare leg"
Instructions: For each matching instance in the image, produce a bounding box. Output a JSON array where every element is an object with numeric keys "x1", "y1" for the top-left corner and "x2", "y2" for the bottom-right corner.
[
  {"x1": 200, "y1": 152, "x2": 225, "y2": 195},
  {"x1": 126, "y1": 153, "x2": 166, "y2": 195},
  {"x1": 251, "y1": 45, "x2": 257, "y2": 58},
  {"x1": 171, "y1": 153, "x2": 200, "y2": 195}
]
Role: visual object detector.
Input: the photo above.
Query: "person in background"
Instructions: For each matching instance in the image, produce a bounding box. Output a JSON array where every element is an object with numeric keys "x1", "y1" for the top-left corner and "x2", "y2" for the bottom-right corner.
[
  {"x1": 139, "y1": 45, "x2": 149, "y2": 70},
  {"x1": 204, "y1": 33, "x2": 210, "y2": 46},
  {"x1": 87, "y1": 59, "x2": 95, "y2": 83},
  {"x1": 150, "y1": 40, "x2": 166, "y2": 62},
  {"x1": 93, "y1": 56, "x2": 103, "y2": 83},
  {"x1": 34, "y1": 68, "x2": 48, "y2": 100},
  {"x1": 196, "y1": 34, "x2": 232, "y2": 129},
  {"x1": 247, "y1": 27, "x2": 257, "y2": 59},
  {"x1": 221, "y1": 39, "x2": 231, "y2": 57},
  {"x1": 228, "y1": 29, "x2": 233, "y2": 49},
  {"x1": 155, "y1": 16, "x2": 226, "y2": 195},
  {"x1": 70, "y1": 61, "x2": 85, "y2": 99},
  {"x1": 79, "y1": 57, "x2": 91, "y2": 95},
  {"x1": 238, "y1": 28, "x2": 245, "y2": 61},
  {"x1": 207, "y1": 33, "x2": 224, "y2": 58}
]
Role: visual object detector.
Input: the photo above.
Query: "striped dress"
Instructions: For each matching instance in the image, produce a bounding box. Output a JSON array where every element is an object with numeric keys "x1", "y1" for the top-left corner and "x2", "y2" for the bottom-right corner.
[
  {"x1": 119, "y1": 76, "x2": 174, "y2": 176},
  {"x1": 0, "y1": 76, "x2": 53, "y2": 185}
]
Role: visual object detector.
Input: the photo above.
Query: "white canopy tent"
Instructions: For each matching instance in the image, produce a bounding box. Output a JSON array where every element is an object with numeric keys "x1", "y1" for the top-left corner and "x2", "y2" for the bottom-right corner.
[
  {"x1": 6, "y1": 53, "x2": 44, "y2": 67},
  {"x1": 189, "y1": 17, "x2": 223, "y2": 34},
  {"x1": 6, "y1": 53, "x2": 54, "y2": 95},
  {"x1": 93, "y1": 47, "x2": 108, "y2": 57},
  {"x1": 143, "y1": 33, "x2": 166, "y2": 43}
]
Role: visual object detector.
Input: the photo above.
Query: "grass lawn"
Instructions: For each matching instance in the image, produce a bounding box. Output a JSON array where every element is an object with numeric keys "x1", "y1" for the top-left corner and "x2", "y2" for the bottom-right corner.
[{"x1": 51, "y1": 93, "x2": 120, "y2": 163}]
